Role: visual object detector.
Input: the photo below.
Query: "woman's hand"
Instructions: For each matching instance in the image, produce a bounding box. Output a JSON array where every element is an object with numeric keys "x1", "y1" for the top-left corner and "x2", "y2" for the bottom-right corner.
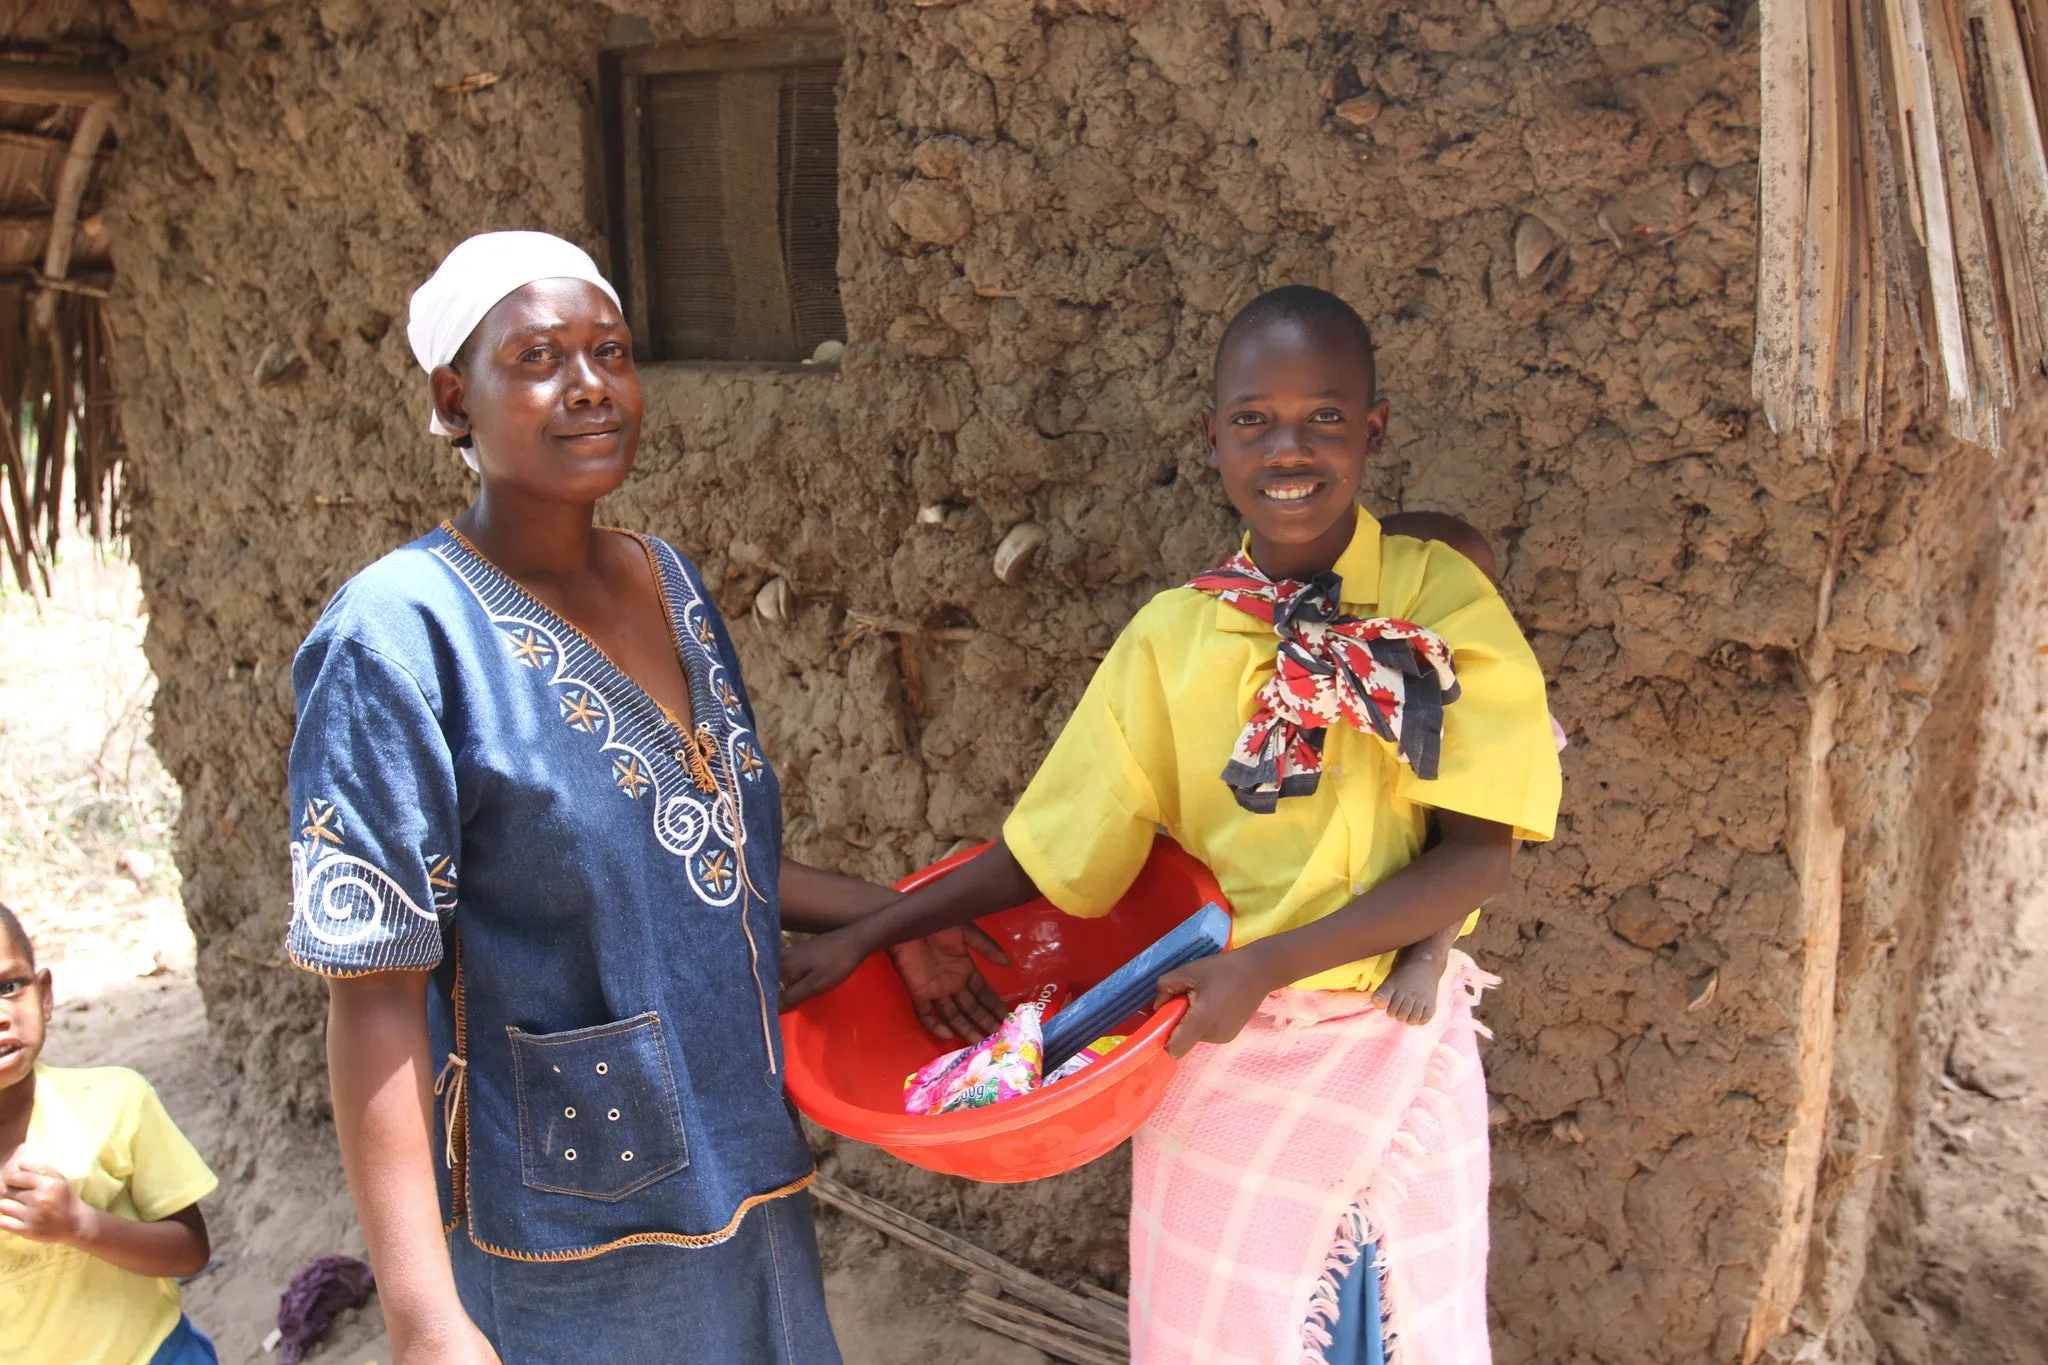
[
  {"x1": 395, "y1": 1318, "x2": 502, "y2": 1365},
  {"x1": 889, "y1": 925, "x2": 1011, "y2": 1044},
  {"x1": 1155, "y1": 950, "x2": 1276, "y2": 1059},
  {"x1": 779, "y1": 927, "x2": 874, "y2": 1010}
]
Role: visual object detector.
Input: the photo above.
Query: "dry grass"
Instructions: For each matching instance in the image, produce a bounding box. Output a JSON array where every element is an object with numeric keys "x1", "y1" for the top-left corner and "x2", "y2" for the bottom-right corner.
[
  {"x1": 0, "y1": 540, "x2": 190, "y2": 996},
  {"x1": 0, "y1": 289, "x2": 127, "y2": 593}
]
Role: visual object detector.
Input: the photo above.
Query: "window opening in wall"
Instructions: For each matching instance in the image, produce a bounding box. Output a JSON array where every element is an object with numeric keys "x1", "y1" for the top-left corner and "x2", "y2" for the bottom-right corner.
[{"x1": 603, "y1": 29, "x2": 846, "y2": 366}]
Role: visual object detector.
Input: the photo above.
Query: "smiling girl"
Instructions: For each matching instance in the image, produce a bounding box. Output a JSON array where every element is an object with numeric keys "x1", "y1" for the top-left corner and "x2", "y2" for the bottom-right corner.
[{"x1": 783, "y1": 287, "x2": 1561, "y2": 1363}]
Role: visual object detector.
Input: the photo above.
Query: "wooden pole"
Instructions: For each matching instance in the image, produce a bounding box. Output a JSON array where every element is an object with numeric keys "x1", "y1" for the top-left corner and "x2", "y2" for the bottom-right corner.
[
  {"x1": 1796, "y1": 0, "x2": 1852, "y2": 445},
  {"x1": 1887, "y1": 0, "x2": 1976, "y2": 420},
  {"x1": 1754, "y1": 0, "x2": 1811, "y2": 433},
  {"x1": 1923, "y1": 0, "x2": 2014, "y2": 446},
  {"x1": 1976, "y1": 0, "x2": 2048, "y2": 361},
  {"x1": 34, "y1": 100, "x2": 111, "y2": 331},
  {"x1": 0, "y1": 64, "x2": 117, "y2": 107},
  {"x1": 961, "y1": 1291, "x2": 1126, "y2": 1365},
  {"x1": 811, "y1": 1177, "x2": 1131, "y2": 1342}
]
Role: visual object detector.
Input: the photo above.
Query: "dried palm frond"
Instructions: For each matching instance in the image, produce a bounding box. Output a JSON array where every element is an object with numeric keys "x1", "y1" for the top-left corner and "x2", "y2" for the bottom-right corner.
[
  {"x1": 1757, "y1": 0, "x2": 2048, "y2": 453},
  {"x1": 0, "y1": 278, "x2": 125, "y2": 593}
]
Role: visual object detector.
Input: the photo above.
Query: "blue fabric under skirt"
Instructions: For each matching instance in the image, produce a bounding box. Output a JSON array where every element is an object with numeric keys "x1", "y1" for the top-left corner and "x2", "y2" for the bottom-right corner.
[{"x1": 1321, "y1": 1238, "x2": 1388, "y2": 1365}]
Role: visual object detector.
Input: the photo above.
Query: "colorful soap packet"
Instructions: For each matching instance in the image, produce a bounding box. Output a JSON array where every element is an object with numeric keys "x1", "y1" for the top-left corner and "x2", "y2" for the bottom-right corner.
[
  {"x1": 903, "y1": 986, "x2": 1054, "y2": 1115},
  {"x1": 902, "y1": 984, "x2": 1130, "y2": 1116}
]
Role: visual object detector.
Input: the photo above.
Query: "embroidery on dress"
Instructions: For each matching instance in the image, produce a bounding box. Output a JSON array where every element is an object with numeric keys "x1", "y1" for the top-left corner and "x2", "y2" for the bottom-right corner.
[
  {"x1": 429, "y1": 530, "x2": 757, "y2": 909},
  {"x1": 613, "y1": 755, "x2": 652, "y2": 798},
  {"x1": 289, "y1": 798, "x2": 447, "y2": 962},
  {"x1": 559, "y1": 689, "x2": 605, "y2": 733}
]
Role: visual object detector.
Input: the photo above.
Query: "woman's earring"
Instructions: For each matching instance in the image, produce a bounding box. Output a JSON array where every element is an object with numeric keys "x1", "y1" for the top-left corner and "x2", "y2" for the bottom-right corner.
[{"x1": 460, "y1": 444, "x2": 482, "y2": 473}]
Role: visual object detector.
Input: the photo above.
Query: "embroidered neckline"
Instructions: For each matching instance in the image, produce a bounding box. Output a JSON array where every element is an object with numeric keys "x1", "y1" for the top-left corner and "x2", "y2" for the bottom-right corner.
[
  {"x1": 425, "y1": 524, "x2": 773, "y2": 918},
  {"x1": 438, "y1": 520, "x2": 701, "y2": 741}
]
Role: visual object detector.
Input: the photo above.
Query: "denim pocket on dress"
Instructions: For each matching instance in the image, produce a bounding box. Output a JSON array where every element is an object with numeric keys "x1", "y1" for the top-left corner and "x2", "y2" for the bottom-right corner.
[{"x1": 507, "y1": 1013, "x2": 688, "y2": 1201}]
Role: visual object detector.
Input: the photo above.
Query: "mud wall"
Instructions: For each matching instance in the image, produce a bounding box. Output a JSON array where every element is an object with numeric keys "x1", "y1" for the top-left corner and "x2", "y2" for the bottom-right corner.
[
  {"x1": 101, "y1": 1, "x2": 2040, "y2": 1360},
  {"x1": 1823, "y1": 415, "x2": 2048, "y2": 1362}
]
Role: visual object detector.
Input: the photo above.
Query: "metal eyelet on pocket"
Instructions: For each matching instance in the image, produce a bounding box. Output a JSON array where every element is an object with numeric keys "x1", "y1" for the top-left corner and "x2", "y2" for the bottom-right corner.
[{"x1": 506, "y1": 1013, "x2": 688, "y2": 1202}]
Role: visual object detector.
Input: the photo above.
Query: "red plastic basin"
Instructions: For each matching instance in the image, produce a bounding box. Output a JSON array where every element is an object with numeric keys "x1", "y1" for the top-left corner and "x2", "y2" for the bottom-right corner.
[{"x1": 782, "y1": 836, "x2": 1229, "y2": 1182}]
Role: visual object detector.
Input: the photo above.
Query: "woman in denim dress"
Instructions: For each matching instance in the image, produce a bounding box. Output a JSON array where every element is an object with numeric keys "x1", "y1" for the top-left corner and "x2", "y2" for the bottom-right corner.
[{"x1": 283, "y1": 234, "x2": 997, "y2": 1363}]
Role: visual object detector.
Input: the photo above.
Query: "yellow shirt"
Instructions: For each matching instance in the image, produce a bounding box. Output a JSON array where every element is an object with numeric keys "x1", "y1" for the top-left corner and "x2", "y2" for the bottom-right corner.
[
  {"x1": 1003, "y1": 507, "x2": 1562, "y2": 992},
  {"x1": 0, "y1": 1065, "x2": 218, "y2": 1365}
]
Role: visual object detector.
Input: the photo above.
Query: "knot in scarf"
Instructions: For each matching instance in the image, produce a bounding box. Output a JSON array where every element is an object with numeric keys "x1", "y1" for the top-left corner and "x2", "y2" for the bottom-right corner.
[{"x1": 1186, "y1": 552, "x2": 1460, "y2": 813}]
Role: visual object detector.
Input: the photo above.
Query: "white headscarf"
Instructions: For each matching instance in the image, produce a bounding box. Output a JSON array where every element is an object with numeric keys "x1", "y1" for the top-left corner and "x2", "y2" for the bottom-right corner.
[{"x1": 406, "y1": 230, "x2": 624, "y2": 438}]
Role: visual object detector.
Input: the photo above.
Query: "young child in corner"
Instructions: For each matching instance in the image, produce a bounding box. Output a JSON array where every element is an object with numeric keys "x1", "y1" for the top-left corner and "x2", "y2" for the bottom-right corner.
[
  {"x1": 0, "y1": 901, "x2": 220, "y2": 1364},
  {"x1": 784, "y1": 287, "x2": 1562, "y2": 1363}
]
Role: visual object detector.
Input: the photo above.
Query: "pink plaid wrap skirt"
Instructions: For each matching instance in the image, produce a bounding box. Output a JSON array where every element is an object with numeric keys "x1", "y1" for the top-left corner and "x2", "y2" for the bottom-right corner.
[{"x1": 1128, "y1": 952, "x2": 1497, "y2": 1365}]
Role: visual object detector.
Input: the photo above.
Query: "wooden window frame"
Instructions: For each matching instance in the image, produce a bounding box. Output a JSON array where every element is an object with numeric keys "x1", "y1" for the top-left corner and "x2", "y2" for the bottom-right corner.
[{"x1": 598, "y1": 26, "x2": 846, "y2": 371}]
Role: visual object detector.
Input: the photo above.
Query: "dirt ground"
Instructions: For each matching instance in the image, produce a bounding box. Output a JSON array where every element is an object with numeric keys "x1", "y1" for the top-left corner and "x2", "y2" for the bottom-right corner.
[
  {"x1": 2, "y1": 553, "x2": 1045, "y2": 1365},
  {"x1": 1860, "y1": 894, "x2": 2048, "y2": 1365}
]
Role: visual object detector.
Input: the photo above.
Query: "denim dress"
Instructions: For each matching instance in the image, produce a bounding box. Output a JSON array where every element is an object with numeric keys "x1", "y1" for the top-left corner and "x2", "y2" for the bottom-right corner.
[{"x1": 285, "y1": 525, "x2": 840, "y2": 1362}]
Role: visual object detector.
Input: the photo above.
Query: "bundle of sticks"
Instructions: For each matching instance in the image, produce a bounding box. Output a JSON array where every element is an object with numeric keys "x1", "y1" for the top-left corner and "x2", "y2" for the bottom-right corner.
[
  {"x1": 0, "y1": 283, "x2": 123, "y2": 594},
  {"x1": 813, "y1": 1176, "x2": 1130, "y2": 1364},
  {"x1": 1755, "y1": 0, "x2": 2048, "y2": 454}
]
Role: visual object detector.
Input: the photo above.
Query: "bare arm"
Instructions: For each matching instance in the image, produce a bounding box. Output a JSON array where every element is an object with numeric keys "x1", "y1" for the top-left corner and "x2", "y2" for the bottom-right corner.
[
  {"x1": 779, "y1": 841, "x2": 1041, "y2": 1009},
  {"x1": 327, "y1": 973, "x2": 498, "y2": 1363},
  {"x1": 0, "y1": 1168, "x2": 209, "y2": 1277},
  {"x1": 777, "y1": 857, "x2": 899, "y2": 933},
  {"x1": 1238, "y1": 810, "x2": 1512, "y2": 986},
  {"x1": 1155, "y1": 810, "x2": 1514, "y2": 1056}
]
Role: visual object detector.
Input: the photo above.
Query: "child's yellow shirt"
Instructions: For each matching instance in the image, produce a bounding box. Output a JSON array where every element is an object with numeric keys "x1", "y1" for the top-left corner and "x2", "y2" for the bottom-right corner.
[
  {"x1": 1003, "y1": 507, "x2": 1562, "y2": 993},
  {"x1": 0, "y1": 1064, "x2": 218, "y2": 1365}
]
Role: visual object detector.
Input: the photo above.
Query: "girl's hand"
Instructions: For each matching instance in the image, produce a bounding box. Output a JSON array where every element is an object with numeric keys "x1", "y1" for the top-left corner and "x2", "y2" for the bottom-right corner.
[
  {"x1": 889, "y1": 925, "x2": 1011, "y2": 1044},
  {"x1": 0, "y1": 1160, "x2": 88, "y2": 1245},
  {"x1": 1155, "y1": 951, "x2": 1275, "y2": 1059},
  {"x1": 779, "y1": 927, "x2": 874, "y2": 1010}
]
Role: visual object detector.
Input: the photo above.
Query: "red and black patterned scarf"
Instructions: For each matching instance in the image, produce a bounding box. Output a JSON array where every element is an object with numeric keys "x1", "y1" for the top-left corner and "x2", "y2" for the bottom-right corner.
[{"x1": 1187, "y1": 551, "x2": 1460, "y2": 813}]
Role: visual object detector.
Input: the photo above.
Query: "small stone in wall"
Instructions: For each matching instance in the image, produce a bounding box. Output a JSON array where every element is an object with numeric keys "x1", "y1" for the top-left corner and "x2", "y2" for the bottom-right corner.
[
  {"x1": 888, "y1": 180, "x2": 974, "y2": 246},
  {"x1": 1685, "y1": 970, "x2": 1718, "y2": 1013},
  {"x1": 1333, "y1": 93, "x2": 1383, "y2": 128},
  {"x1": 1514, "y1": 215, "x2": 1561, "y2": 281},
  {"x1": 252, "y1": 342, "x2": 306, "y2": 386},
  {"x1": 993, "y1": 522, "x2": 1046, "y2": 584},
  {"x1": 1610, "y1": 886, "x2": 1682, "y2": 950},
  {"x1": 755, "y1": 577, "x2": 795, "y2": 625},
  {"x1": 911, "y1": 136, "x2": 971, "y2": 182}
]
